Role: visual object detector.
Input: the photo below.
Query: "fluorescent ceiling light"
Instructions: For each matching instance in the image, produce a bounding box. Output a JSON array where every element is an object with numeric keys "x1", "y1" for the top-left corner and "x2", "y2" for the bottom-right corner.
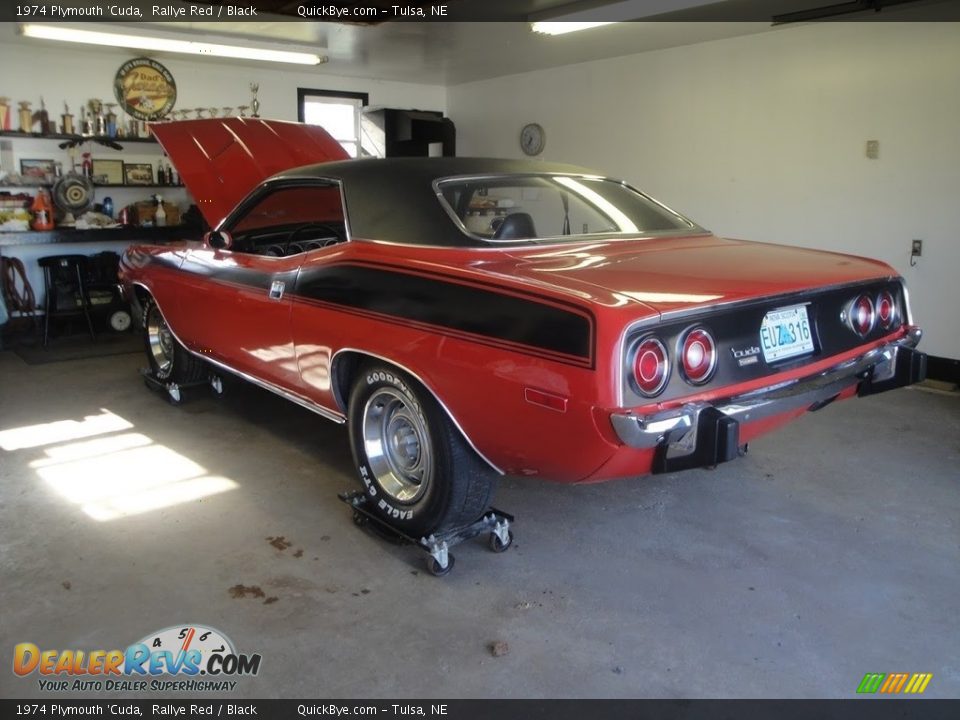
[
  {"x1": 531, "y1": 21, "x2": 615, "y2": 35},
  {"x1": 20, "y1": 24, "x2": 325, "y2": 65}
]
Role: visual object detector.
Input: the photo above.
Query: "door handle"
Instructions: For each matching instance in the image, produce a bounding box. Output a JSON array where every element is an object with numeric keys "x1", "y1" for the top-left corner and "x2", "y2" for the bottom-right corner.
[{"x1": 269, "y1": 280, "x2": 285, "y2": 300}]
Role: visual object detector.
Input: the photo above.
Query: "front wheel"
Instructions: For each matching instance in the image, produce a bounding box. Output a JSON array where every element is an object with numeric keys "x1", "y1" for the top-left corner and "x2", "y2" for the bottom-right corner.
[
  {"x1": 142, "y1": 296, "x2": 206, "y2": 384},
  {"x1": 347, "y1": 364, "x2": 496, "y2": 537}
]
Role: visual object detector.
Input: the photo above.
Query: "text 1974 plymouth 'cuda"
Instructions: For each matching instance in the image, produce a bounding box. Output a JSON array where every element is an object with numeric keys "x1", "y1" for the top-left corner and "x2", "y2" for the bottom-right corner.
[{"x1": 120, "y1": 118, "x2": 926, "y2": 536}]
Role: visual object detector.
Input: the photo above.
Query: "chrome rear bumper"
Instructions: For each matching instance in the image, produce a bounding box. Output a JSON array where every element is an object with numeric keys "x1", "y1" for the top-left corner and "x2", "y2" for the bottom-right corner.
[{"x1": 610, "y1": 328, "x2": 926, "y2": 473}]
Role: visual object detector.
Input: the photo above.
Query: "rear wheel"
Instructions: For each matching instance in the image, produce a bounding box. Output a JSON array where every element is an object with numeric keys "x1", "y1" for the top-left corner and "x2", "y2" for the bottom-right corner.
[
  {"x1": 347, "y1": 363, "x2": 496, "y2": 537},
  {"x1": 142, "y1": 297, "x2": 206, "y2": 384}
]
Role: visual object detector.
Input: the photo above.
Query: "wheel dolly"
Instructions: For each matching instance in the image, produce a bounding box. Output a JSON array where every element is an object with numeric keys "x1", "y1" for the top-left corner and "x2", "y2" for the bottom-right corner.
[
  {"x1": 338, "y1": 490, "x2": 514, "y2": 577},
  {"x1": 140, "y1": 367, "x2": 224, "y2": 404}
]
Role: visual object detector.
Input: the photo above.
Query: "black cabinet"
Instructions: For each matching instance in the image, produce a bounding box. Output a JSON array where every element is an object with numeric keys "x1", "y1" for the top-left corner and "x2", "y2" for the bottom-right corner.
[{"x1": 361, "y1": 108, "x2": 456, "y2": 158}]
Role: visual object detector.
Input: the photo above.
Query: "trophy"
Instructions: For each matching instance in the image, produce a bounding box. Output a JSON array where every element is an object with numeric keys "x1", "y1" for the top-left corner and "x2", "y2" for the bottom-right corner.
[
  {"x1": 193, "y1": 108, "x2": 205, "y2": 119},
  {"x1": 208, "y1": 107, "x2": 219, "y2": 119},
  {"x1": 37, "y1": 97, "x2": 52, "y2": 134},
  {"x1": 249, "y1": 83, "x2": 260, "y2": 118},
  {"x1": 0, "y1": 97, "x2": 10, "y2": 131},
  {"x1": 104, "y1": 103, "x2": 118, "y2": 137},
  {"x1": 88, "y1": 99, "x2": 105, "y2": 135},
  {"x1": 61, "y1": 102, "x2": 75, "y2": 135},
  {"x1": 222, "y1": 107, "x2": 233, "y2": 118},
  {"x1": 237, "y1": 105, "x2": 248, "y2": 118},
  {"x1": 18, "y1": 101, "x2": 33, "y2": 133}
]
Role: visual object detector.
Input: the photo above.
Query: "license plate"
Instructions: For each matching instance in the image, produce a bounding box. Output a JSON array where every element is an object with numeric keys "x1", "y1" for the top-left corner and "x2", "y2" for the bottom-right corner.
[{"x1": 760, "y1": 304, "x2": 814, "y2": 363}]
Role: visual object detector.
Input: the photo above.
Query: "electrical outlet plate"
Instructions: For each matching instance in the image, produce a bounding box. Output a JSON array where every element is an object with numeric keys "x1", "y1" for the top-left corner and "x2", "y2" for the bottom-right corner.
[{"x1": 866, "y1": 140, "x2": 879, "y2": 159}]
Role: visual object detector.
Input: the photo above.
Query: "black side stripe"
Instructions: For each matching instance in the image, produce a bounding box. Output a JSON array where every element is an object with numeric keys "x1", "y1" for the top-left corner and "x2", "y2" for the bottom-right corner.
[
  {"x1": 295, "y1": 264, "x2": 594, "y2": 365},
  {"x1": 143, "y1": 252, "x2": 595, "y2": 367}
]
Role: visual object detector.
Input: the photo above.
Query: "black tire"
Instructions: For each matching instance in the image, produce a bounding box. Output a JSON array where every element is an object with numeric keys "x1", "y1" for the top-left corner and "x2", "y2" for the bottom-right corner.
[
  {"x1": 347, "y1": 363, "x2": 496, "y2": 537},
  {"x1": 142, "y1": 296, "x2": 206, "y2": 384},
  {"x1": 427, "y1": 554, "x2": 455, "y2": 577}
]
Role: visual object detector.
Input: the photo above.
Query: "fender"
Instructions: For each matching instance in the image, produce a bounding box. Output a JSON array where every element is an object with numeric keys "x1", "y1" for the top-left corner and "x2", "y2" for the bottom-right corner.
[
  {"x1": 133, "y1": 284, "x2": 345, "y2": 425},
  {"x1": 330, "y1": 347, "x2": 504, "y2": 475}
]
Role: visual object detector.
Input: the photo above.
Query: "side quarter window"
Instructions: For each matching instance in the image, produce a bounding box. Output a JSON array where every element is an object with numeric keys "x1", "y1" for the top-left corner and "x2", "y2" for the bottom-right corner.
[{"x1": 228, "y1": 183, "x2": 347, "y2": 256}]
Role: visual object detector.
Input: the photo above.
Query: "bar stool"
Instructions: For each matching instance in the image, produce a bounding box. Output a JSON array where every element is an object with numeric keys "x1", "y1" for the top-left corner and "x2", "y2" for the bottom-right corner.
[{"x1": 38, "y1": 254, "x2": 96, "y2": 347}]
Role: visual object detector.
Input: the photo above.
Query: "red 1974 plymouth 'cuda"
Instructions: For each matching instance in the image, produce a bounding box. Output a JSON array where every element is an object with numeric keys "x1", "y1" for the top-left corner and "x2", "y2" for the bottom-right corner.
[{"x1": 120, "y1": 119, "x2": 926, "y2": 536}]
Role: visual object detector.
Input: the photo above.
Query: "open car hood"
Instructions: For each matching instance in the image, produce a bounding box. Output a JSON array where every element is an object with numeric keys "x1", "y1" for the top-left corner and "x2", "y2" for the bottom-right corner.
[{"x1": 149, "y1": 118, "x2": 349, "y2": 228}]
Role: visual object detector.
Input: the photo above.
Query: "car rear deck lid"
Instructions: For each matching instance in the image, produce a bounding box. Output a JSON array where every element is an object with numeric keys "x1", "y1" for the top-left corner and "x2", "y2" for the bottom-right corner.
[{"x1": 149, "y1": 117, "x2": 349, "y2": 228}]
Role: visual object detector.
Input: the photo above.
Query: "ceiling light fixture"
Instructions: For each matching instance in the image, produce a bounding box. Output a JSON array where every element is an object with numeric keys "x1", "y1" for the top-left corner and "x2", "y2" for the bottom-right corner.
[
  {"x1": 20, "y1": 24, "x2": 326, "y2": 65},
  {"x1": 531, "y1": 21, "x2": 615, "y2": 35}
]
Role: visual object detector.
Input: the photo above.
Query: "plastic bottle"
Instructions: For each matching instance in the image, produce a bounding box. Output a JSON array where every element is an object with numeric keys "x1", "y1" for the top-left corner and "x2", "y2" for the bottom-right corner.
[
  {"x1": 156, "y1": 159, "x2": 166, "y2": 185},
  {"x1": 102, "y1": 196, "x2": 114, "y2": 218},
  {"x1": 30, "y1": 189, "x2": 55, "y2": 231},
  {"x1": 154, "y1": 195, "x2": 166, "y2": 227}
]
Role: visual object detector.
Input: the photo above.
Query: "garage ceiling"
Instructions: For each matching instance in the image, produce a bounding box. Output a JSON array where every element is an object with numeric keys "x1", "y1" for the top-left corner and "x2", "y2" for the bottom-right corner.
[{"x1": 11, "y1": 0, "x2": 958, "y2": 85}]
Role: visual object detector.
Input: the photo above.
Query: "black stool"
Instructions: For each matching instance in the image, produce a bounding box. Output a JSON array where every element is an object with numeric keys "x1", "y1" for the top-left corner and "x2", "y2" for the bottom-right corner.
[{"x1": 38, "y1": 254, "x2": 96, "y2": 347}]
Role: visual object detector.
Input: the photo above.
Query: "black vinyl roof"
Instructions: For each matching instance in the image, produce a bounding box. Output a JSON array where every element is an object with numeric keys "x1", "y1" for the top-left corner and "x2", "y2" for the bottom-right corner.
[{"x1": 274, "y1": 157, "x2": 607, "y2": 247}]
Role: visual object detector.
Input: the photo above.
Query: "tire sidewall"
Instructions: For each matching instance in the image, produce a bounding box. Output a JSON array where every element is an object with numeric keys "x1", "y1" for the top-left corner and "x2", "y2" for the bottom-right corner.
[{"x1": 348, "y1": 366, "x2": 451, "y2": 536}]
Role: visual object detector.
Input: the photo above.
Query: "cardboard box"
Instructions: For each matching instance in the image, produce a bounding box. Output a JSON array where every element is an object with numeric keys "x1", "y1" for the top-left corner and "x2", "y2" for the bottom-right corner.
[{"x1": 133, "y1": 201, "x2": 181, "y2": 227}]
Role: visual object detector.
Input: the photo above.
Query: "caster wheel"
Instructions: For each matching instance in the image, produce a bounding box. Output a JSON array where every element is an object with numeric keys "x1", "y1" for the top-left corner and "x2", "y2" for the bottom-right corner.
[
  {"x1": 489, "y1": 530, "x2": 513, "y2": 553},
  {"x1": 352, "y1": 512, "x2": 368, "y2": 528},
  {"x1": 164, "y1": 382, "x2": 183, "y2": 405},
  {"x1": 427, "y1": 554, "x2": 455, "y2": 577}
]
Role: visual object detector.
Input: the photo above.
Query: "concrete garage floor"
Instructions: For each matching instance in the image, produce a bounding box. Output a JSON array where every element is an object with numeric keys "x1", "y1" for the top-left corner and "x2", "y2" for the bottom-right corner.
[{"x1": 0, "y1": 349, "x2": 957, "y2": 699}]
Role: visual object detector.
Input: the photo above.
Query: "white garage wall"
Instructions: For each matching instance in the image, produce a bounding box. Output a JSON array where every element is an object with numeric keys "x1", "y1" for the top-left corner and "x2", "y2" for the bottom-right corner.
[
  {"x1": 448, "y1": 22, "x2": 960, "y2": 360},
  {"x1": 0, "y1": 25, "x2": 446, "y2": 124}
]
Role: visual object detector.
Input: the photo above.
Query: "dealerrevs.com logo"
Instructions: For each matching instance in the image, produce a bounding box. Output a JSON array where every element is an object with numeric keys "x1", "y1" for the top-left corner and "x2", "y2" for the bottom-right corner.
[{"x1": 13, "y1": 625, "x2": 261, "y2": 692}]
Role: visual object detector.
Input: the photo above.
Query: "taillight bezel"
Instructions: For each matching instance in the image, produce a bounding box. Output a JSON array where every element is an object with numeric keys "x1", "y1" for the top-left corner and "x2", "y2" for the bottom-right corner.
[
  {"x1": 629, "y1": 336, "x2": 670, "y2": 398},
  {"x1": 876, "y1": 290, "x2": 897, "y2": 330},
  {"x1": 678, "y1": 326, "x2": 718, "y2": 385},
  {"x1": 848, "y1": 294, "x2": 876, "y2": 337}
]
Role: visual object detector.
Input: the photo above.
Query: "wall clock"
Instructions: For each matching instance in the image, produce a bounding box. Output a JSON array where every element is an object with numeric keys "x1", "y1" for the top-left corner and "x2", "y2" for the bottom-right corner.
[{"x1": 520, "y1": 123, "x2": 546, "y2": 156}]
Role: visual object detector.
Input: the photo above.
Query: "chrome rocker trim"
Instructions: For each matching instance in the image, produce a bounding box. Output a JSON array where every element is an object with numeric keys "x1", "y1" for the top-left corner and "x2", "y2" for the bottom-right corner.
[{"x1": 611, "y1": 328, "x2": 925, "y2": 473}]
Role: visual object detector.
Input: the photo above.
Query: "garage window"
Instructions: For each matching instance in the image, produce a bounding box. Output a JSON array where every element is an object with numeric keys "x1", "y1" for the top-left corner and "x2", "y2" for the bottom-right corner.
[{"x1": 298, "y1": 88, "x2": 369, "y2": 158}]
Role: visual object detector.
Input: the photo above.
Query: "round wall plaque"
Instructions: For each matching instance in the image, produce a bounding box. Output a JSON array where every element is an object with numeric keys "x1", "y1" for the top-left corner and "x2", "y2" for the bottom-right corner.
[{"x1": 113, "y1": 57, "x2": 177, "y2": 121}]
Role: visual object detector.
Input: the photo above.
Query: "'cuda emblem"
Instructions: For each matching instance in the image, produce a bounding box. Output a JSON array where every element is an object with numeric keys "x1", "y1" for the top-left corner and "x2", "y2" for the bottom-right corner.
[{"x1": 731, "y1": 345, "x2": 761, "y2": 367}]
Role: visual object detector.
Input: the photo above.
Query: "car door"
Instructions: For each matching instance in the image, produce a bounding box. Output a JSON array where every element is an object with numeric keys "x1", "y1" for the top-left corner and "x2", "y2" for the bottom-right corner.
[{"x1": 174, "y1": 181, "x2": 347, "y2": 391}]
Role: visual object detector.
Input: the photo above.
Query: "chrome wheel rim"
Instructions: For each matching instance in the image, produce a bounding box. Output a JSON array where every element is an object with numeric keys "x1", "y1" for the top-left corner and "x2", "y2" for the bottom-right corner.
[
  {"x1": 146, "y1": 307, "x2": 174, "y2": 376},
  {"x1": 362, "y1": 388, "x2": 431, "y2": 503}
]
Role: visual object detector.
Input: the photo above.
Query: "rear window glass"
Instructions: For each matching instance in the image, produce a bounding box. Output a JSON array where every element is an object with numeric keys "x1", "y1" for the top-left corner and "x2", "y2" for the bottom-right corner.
[{"x1": 436, "y1": 175, "x2": 699, "y2": 242}]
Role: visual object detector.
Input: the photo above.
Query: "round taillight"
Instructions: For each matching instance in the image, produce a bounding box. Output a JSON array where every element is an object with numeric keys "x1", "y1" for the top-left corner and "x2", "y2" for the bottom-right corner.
[
  {"x1": 851, "y1": 295, "x2": 875, "y2": 336},
  {"x1": 680, "y1": 328, "x2": 717, "y2": 385},
  {"x1": 632, "y1": 337, "x2": 669, "y2": 397},
  {"x1": 877, "y1": 290, "x2": 896, "y2": 330}
]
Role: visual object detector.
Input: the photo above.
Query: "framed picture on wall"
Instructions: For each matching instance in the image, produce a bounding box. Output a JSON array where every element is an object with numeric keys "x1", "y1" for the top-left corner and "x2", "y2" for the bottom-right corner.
[
  {"x1": 123, "y1": 162, "x2": 153, "y2": 186},
  {"x1": 20, "y1": 158, "x2": 58, "y2": 182},
  {"x1": 92, "y1": 159, "x2": 124, "y2": 185}
]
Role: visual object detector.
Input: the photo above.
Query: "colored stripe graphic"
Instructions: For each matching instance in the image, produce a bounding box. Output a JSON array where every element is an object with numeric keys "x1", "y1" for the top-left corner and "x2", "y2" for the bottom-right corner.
[
  {"x1": 880, "y1": 673, "x2": 908, "y2": 693},
  {"x1": 857, "y1": 673, "x2": 885, "y2": 694},
  {"x1": 857, "y1": 672, "x2": 932, "y2": 694},
  {"x1": 903, "y1": 673, "x2": 933, "y2": 694}
]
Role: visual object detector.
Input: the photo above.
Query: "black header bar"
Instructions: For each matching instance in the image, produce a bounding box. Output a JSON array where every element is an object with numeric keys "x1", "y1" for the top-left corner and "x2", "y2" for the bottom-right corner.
[
  {"x1": 2, "y1": 699, "x2": 960, "y2": 720},
  {"x1": 2, "y1": 0, "x2": 960, "y2": 23}
]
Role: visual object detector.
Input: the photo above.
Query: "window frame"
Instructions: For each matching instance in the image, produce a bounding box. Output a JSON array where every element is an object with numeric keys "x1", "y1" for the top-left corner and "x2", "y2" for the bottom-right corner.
[
  {"x1": 297, "y1": 88, "x2": 369, "y2": 159},
  {"x1": 433, "y1": 173, "x2": 703, "y2": 245}
]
